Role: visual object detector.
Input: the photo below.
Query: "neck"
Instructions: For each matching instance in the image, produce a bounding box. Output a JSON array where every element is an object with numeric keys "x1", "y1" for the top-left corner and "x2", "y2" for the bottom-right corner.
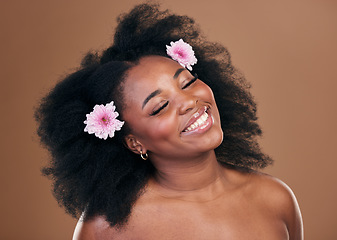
[{"x1": 149, "y1": 151, "x2": 228, "y2": 201}]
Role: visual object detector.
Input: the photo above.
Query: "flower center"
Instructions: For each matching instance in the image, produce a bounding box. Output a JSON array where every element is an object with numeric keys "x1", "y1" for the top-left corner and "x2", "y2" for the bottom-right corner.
[
  {"x1": 101, "y1": 117, "x2": 109, "y2": 125},
  {"x1": 177, "y1": 50, "x2": 185, "y2": 58}
]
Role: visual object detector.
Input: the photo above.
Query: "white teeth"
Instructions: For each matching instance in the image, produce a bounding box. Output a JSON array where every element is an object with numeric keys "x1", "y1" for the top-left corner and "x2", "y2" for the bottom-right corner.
[{"x1": 184, "y1": 112, "x2": 208, "y2": 132}]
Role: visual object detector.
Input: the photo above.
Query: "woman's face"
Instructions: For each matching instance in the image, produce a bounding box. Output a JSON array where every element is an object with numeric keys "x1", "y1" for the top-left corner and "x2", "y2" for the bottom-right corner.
[{"x1": 122, "y1": 56, "x2": 223, "y2": 162}]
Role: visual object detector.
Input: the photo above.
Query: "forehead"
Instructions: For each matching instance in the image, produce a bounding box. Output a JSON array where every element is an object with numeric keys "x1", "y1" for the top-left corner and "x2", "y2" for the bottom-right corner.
[
  {"x1": 126, "y1": 55, "x2": 182, "y2": 81},
  {"x1": 122, "y1": 56, "x2": 184, "y2": 101}
]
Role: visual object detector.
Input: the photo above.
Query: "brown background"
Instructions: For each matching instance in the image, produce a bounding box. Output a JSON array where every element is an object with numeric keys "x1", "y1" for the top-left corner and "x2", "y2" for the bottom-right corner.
[{"x1": 1, "y1": 0, "x2": 336, "y2": 239}]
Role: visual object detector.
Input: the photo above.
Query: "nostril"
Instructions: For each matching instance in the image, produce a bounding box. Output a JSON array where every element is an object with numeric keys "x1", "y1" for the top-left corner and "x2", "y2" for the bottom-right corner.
[
  {"x1": 185, "y1": 107, "x2": 193, "y2": 112},
  {"x1": 179, "y1": 98, "x2": 197, "y2": 115}
]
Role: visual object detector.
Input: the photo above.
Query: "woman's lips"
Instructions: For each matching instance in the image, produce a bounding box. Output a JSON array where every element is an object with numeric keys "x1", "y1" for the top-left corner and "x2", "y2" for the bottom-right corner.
[{"x1": 181, "y1": 106, "x2": 213, "y2": 135}]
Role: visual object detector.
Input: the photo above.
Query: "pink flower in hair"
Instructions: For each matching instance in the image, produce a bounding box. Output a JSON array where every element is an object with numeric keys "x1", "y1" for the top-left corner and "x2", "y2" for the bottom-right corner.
[
  {"x1": 84, "y1": 101, "x2": 124, "y2": 140},
  {"x1": 166, "y1": 39, "x2": 197, "y2": 71}
]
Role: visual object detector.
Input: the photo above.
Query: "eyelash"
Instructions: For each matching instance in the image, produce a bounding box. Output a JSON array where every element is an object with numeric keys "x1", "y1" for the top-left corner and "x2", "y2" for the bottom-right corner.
[
  {"x1": 150, "y1": 101, "x2": 169, "y2": 116},
  {"x1": 150, "y1": 73, "x2": 198, "y2": 116},
  {"x1": 182, "y1": 73, "x2": 198, "y2": 89}
]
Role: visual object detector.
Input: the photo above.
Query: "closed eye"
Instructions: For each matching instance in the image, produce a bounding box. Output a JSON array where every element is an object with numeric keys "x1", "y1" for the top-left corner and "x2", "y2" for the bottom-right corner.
[
  {"x1": 182, "y1": 73, "x2": 198, "y2": 89},
  {"x1": 150, "y1": 101, "x2": 169, "y2": 116},
  {"x1": 149, "y1": 73, "x2": 198, "y2": 116}
]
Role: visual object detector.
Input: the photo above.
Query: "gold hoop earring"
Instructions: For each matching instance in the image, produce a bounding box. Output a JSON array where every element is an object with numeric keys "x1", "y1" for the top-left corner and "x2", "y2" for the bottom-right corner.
[{"x1": 140, "y1": 151, "x2": 148, "y2": 161}]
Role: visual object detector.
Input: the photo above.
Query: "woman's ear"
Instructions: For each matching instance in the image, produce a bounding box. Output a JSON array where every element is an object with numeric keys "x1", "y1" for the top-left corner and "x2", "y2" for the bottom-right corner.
[{"x1": 124, "y1": 134, "x2": 146, "y2": 155}]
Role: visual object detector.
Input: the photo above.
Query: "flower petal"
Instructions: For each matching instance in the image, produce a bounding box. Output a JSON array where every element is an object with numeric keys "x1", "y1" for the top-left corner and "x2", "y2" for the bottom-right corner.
[
  {"x1": 84, "y1": 101, "x2": 124, "y2": 140},
  {"x1": 166, "y1": 39, "x2": 197, "y2": 70}
]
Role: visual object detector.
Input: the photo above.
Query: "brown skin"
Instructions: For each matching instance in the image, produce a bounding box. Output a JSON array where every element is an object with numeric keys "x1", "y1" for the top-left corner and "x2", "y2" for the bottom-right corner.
[{"x1": 73, "y1": 56, "x2": 303, "y2": 240}]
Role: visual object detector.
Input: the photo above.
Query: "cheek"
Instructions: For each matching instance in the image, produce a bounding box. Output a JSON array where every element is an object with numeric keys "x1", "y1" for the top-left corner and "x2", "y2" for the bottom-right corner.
[
  {"x1": 142, "y1": 114, "x2": 178, "y2": 142},
  {"x1": 197, "y1": 82, "x2": 221, "y2": 122},
  {"x1": 195, "y1": 81, "x2": 216, "y2": 102},
  {"x1": 127, "y1": 112, "x2": 178, "y2": 150}
]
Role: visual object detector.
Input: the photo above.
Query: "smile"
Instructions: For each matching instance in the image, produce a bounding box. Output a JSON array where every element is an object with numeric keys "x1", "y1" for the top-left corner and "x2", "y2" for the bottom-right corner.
[
  {"x1": 184, "y1": 111, "x2": 209, "y2": 132},
  {"x1": 182, "y1": 106, "x2": 213, "y2": 134}
]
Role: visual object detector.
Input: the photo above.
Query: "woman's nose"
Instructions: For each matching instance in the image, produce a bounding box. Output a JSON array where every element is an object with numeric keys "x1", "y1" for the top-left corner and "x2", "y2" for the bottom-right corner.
[{"x1": 177, "y1": 93, "x2": 197, "y2": 115}]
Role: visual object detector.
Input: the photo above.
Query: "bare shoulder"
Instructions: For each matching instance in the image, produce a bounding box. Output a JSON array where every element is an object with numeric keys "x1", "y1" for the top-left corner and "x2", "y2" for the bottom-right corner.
[
  {"x1": 246, "y1": 171, "x2": 304, "y2": 240},
  {"x1": 248, "y1": 172, "x2": 297, "y2": 205},
  {"x1": 72, "y1": 214, "x2": 128, "y2": 240},
  {"x1": 246, "y1": 173, "x2": 297, "y2": 208}
]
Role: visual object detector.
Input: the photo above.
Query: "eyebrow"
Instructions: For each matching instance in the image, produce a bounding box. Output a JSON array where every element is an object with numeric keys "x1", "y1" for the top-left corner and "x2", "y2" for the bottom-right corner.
[
  {"x1": 142, "y1": 89, "x2": 162, "y2": 109},
  {"x1": 173, "y1": 68, "x2": 186, "y2": 79},
  {"x1": 142, "y1": 68, "x2": 187, "y2": 109}
]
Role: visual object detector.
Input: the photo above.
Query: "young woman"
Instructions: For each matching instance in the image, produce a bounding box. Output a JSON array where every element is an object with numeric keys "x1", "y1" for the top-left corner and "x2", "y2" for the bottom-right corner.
[{"x1": 35, "y1": 3, "x2": 303, "y2": 239}]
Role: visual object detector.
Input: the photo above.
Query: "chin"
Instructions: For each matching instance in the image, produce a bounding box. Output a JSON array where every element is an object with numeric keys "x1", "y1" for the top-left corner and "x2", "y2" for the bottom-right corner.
[
  {"x1": 198, "y1": 126, "x2": 223, "y2": 152},
  {"x1": 210, "y1": 128, "x2": 224, "y2": 149}
]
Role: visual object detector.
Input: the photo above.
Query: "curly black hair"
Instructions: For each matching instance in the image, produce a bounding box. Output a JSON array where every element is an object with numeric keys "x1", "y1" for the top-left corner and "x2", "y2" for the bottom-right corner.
[{"x1": 35, "y1": 3, "x2": 272, "y2": 227}]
